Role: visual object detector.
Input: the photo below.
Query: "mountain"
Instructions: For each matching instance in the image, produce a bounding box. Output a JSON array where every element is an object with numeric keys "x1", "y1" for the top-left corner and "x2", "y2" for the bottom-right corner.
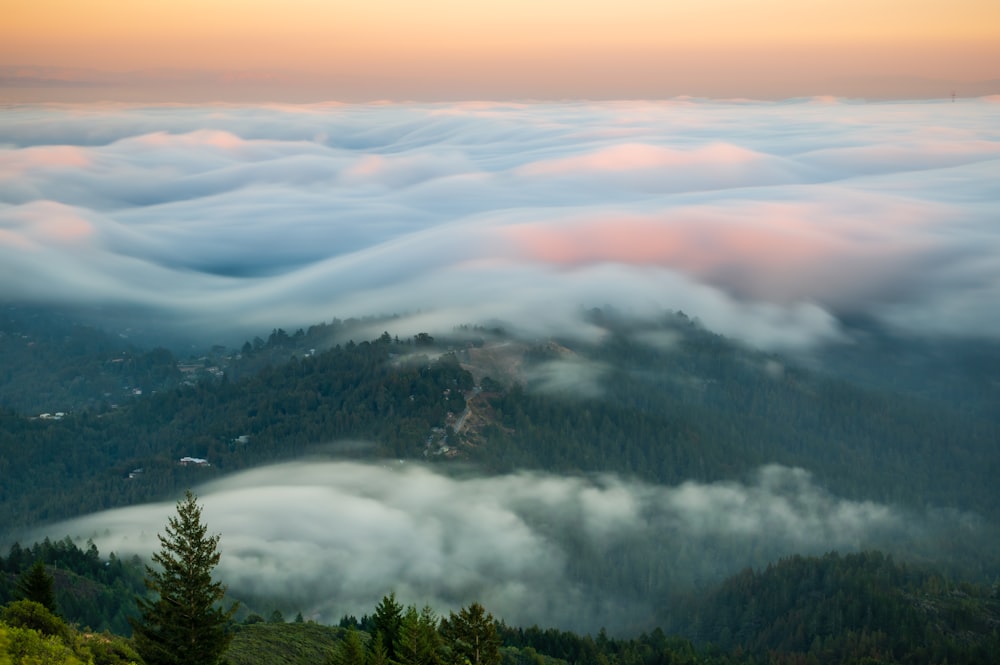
[{"x1": 2, "y1": 307, "x2": 998, "y2": 546}]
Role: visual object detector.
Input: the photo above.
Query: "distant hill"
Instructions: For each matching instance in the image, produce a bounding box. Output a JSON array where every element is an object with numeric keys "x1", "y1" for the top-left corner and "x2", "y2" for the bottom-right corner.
[{"x1": 672, "y1": 550, "x2": 1000, "y2": 664}]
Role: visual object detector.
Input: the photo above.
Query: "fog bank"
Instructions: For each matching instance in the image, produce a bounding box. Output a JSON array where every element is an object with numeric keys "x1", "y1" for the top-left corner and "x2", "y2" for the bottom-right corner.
[
  {"x1": 3, "y1": 99, "x2": 999, "y2": 350},
  {"x1": 43, "y1": 460, "x2": 970, "y2": 634}
]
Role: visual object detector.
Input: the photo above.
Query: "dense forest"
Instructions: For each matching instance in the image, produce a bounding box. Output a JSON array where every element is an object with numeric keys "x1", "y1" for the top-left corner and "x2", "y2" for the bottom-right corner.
[
  {"x1": 2, "y1": 308, "x2": 998, "y2": 535},
  {"x1": 1, "y1": 538, "x2": 998, "y2": 664}
]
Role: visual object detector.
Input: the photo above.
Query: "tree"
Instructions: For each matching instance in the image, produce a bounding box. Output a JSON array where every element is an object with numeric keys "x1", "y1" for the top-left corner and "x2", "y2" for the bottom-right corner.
[
  {"x1": 130, "y1": 490, "x2": 237, "y2": 665},
  {"x1": 396, "y1": 604, "x2": 443, "y2": 665},
  {"x1": 367, "y1": 631, "x2": 390, "y2": 665},
  {"x1": 1, "y1": 599, "x2": 69, "y2": 639},
  {"x1": 16, "y1": 559, "x2": 58, "y2": 614},
  {"x1": 372, "y1": 592, "x2": 404, "y2": 662},
  {"x1": 440, "y1": 603, "x2": 501, "y2": 665},
  {"x1": 330, "y1": 624, "x2": 367, "y2": 665}
]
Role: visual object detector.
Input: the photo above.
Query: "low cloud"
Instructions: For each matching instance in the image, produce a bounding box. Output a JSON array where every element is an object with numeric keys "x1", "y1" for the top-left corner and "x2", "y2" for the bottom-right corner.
[
  {"x1": 41, "y1": 460, "x2": 967, "y2": 635},
  {"x1": 2, "y1": 99, "x2": 999, "y2": 349},
  {"x1": 525, "y1": 357, "x2": 609, "y2": 399}
]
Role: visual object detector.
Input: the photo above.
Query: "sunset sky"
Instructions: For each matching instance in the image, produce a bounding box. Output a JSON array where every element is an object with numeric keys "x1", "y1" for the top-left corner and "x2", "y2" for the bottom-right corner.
[{"x1": 3, "y1": 0, "x2": 999, "y2": 101}]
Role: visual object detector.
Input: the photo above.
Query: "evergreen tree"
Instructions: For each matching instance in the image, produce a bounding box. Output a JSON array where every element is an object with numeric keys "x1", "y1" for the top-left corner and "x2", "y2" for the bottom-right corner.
[
  {"x1": 16, "y1": 559, "x2": 58, "y2": 614},
  {"x1": 130, "y1": 490, "x2": 237, "y2": 665},
  {"x1": 396, "y1": 604, "x2": 443, "y2": 665},
  {"x1": 367, "y1": 629, "x2": 390, "y2": 665},
  {"x1": 440, "y1": 603, "x2": 501, "y2": 665},
  {"x1": 330, "y1": 624, "x2": 367, "y2": 665},
  {"x1": 372, "y1": 592, "x2": 404, "y2": 662}
]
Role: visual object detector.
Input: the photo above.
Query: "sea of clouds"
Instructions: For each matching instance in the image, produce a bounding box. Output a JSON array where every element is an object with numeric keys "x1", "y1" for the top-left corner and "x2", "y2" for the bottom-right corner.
[{"x1": 2, "y1": 98, "x2": 999, "y2": 350}]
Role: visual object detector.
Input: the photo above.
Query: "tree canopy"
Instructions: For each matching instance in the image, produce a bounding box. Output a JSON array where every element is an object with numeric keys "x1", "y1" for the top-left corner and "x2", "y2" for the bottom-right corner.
[{"x1": 16, "y1": 559, "x2": 58, "y2": 615}]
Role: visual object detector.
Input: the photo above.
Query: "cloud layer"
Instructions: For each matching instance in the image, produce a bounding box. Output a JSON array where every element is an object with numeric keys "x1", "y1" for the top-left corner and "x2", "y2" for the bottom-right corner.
[
  {"x1": 41, "y1": 460, "x2": 956, "y2": 635},
  {"x1": 2, "y1": 99, "x2": 999, "y2": 349}
]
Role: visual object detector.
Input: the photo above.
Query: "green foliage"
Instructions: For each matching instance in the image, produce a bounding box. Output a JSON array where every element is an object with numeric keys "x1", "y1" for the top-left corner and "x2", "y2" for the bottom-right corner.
[
  {"x1": 367, "y1": 631, "x2": 389, "y2": 665},
  {"x1": 0, "y1": 332, "x2": 474, "y2": 533},
  {"x1": 0, "y1": 600, "x2": 69, "y2": 640},
  {"x1": 440, "y1": 603, "x2": 501, "y2": 665},
  {"x1": 0, "y1": 622, "x2": 87, "y2": 665},
  {"x1": 0, "y1": 537, "x2": 145, "y2": 635},
  {"x1": 329, "y1": 625, "x2": 366, "y2": 665},
  {"x1": 16, "y1": 560, "x2": 57, "y2": 615},
  {"x1": 0, "y1": 600, "x2": 142, "y2": 665},
  {"x1": 371, "y1": 592, "x2": 404, "y2": 663},
  {"x1": 395, "y1": 604, "x2": 443, "y2": 665},
  {"x1": 130, "y1": 491, "x2": 237, "y2": 665},
  {"x1": 671, "y1": 551, "x2": 1000, "y2": 664},
  {"x1": 225, "y1": 622, "x2": 344, "y2": 665},
  {"x1": 78, "y1": 631, "x2": 144, "y2": 665}
]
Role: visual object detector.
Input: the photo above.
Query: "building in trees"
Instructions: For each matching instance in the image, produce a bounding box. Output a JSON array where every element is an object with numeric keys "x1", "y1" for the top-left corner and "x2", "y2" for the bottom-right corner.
[{"x1": 130, "y1": 490, "x2": 237, "y2": 665}]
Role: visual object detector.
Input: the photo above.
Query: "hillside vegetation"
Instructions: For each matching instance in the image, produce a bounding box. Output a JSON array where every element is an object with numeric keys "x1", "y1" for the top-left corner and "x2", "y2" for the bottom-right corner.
[
  {"x1": 3, "y1": 543, "x2": 997, "y2": 665},
  {"x1": 1, "y1": 309, "x2": 997, "y2": 536}
]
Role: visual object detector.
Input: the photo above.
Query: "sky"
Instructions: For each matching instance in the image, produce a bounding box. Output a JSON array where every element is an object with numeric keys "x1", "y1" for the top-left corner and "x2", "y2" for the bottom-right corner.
[
  {"x1": 2, "y1": 99, "x2": 1000, "y2": 351},
  {"x1": 2, "y1": 0, "x2": 999, "y2": 101}
]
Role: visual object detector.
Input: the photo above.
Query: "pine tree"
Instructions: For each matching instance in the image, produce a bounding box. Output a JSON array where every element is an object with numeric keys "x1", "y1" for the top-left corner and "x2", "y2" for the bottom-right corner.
[
  {"x1": 396, "y1": 604, "x2": 443, "y2": 665},
  {"x1": 16, "y1": 559, "x2": 58, "y2": 615},
  {"x1": 372, "y1": 592, "x2": 404, "y2": 662},
  {"x1": 330, "y1": 625, "x2": 367, "y2": 665},
  {"x1": 368, "y1": 629, "x2": 390, "y2": 665},
  {"x1": 440, "y1": 603, "x2": 501, "y2": 665},
  {"x1": 130, "y1": 490, "x2": 237, "y2": 665}
]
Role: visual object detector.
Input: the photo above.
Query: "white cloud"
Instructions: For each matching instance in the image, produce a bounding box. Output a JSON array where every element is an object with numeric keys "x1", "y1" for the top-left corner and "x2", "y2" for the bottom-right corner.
[
  {"x1": 42, "y1": 460, "x2": 944, "y2": 634},
  {"x1": 1, "y1": 99, "x2": 999, "y2": 349}
]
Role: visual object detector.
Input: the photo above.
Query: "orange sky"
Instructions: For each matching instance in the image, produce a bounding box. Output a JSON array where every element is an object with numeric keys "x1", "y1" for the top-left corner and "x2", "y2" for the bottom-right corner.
[{"x1": 3, "y1": 0, "x2": 999, "y2": 100}]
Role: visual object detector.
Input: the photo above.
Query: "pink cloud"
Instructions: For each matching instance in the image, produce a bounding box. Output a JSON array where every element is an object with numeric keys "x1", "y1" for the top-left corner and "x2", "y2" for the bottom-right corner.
[
  {"x1": 0, "y1": 145, "x2": 91, "y2": 178},
  {"x1": 502, "y1": 198, "x2": 939, "y2": 306},
  {"x1": 2, "y1": 201, "x2": 96, "y2": 245},
  {"x1": 133, "y1": 129, "x2": 247, "y2": 150},
  {"x1": 518, "y1": 142, "x2": 762, "y2": 176}
]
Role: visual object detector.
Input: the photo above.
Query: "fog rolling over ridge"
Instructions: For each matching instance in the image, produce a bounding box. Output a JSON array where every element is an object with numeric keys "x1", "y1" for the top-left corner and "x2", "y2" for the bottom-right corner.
[
  {"x1": 43, "y1": 459, "x2": 979, "y2": 635},
  {"x1": 2, "y1": 99, "x2": 1000, "y2": 350}
]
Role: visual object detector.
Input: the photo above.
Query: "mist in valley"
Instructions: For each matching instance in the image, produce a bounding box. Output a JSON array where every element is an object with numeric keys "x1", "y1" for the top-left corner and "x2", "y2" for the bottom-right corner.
[{"x1": 39, "y1": 458, "x2": 990, "y2": 635}]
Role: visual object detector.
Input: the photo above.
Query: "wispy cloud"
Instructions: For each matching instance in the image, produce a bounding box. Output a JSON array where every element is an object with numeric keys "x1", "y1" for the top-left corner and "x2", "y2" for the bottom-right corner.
[
  {"x1": 1, "y1": 99, "x2": 998, "y2": 348},
  {"x1": 42, "y1": 460, "x2": 947, "y2": 634}
]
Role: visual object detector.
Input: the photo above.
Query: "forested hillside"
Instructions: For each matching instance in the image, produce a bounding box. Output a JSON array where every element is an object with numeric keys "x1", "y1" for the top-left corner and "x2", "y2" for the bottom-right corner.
[
  {"x1": 669, "y1": 550, "x2": 1000, "y2": 663},
  {"x1": 1, "y1": 308, "x2": 999, "y2": 553},
  {"x1": 3, "y1": 541, "x2": 997, "y2": 665},
  {"x1": 0, "y1": 306, "x2": 183, "y2": 415},
  {"x1": 0, "y1": 537, "x2": 145, "y2": 635},
  {"x1": 0, "y1": 332, "x2": 471, "y2": 530},
  {"x1": 472, "y1": 312, "x2": 1000, "y2": 518}
]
